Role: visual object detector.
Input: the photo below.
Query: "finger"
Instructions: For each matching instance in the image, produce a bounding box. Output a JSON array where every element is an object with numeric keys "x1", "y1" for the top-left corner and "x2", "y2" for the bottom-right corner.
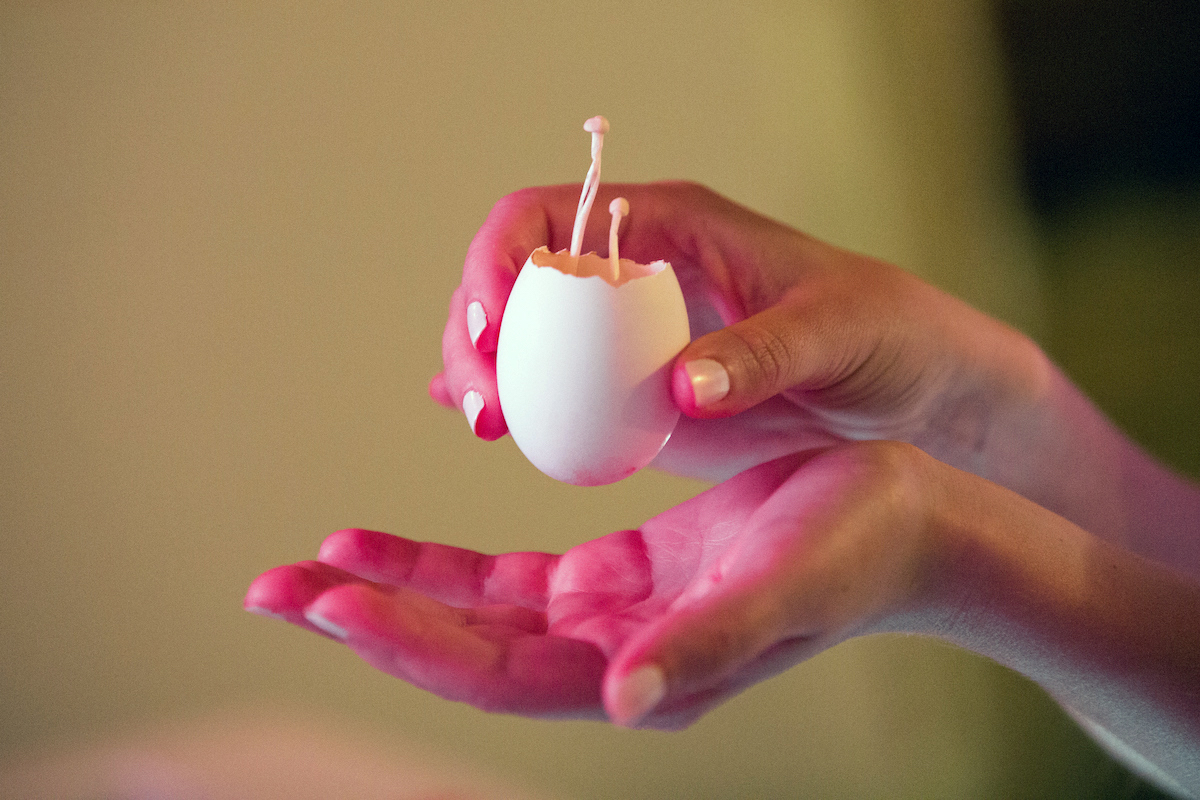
[
  {"x1": 427, "y1": 372, "x2": 456, "y2": 409},
  {"x1": 318, "y1": 528, "x2": 559, "y2": 610},
  {"x1": 458, "y1": 187, "x2": 562, "y2": 355},
  {"x1": 669, "y1": 247, "x2": 954, "y2": 422},
  {"x1": 607, "y1": 441, "x2": 930, "y2": 728},
  {"x1": 306, "y1": 582, "x2": 606, "y2": 717},
  {"x1": 635, "y1": 635, "x2": 823, "y2": 730},
  {"x1": 441, "y1": 285, "x2": 507, "y2": 439},
  {"x1": 602, "y1": 577, "x2": 792, "y2": 727},
  {"x1": 243, "y1": 561, "x2": 363, "y2": 641},
  {"x1": 669, "y1": 281, "x2": 854, "y2": 418},
  {"x1": 442, "y1": 187, "x2": 590, "y2": 437}
]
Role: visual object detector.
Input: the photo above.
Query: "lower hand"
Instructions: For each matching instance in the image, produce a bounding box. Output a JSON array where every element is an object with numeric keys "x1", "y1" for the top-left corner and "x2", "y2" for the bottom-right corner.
[{"x1": 245, "y1": 441, "x2": 938, "y2": 728}]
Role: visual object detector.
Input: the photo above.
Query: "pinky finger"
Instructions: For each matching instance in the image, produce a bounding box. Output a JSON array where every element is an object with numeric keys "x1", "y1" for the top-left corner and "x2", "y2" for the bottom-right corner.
[{"x1": 428, "y1": 372, "x2": 456, "y2": 409}]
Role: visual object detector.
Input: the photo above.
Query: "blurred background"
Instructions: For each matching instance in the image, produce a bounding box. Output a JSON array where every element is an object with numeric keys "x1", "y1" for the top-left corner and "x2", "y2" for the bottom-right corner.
[{"x1": 2, "y1": 1, "x2": 1196, "y2": 797}]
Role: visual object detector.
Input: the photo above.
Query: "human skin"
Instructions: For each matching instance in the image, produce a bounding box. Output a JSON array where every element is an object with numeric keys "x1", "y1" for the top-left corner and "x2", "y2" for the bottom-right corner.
[
  {"x1": 248, "y1": 183, "x2": 1200, "y2": 795},
  {"x1": 246, "y1": 445, "x2": 1200, "y2": 793}
]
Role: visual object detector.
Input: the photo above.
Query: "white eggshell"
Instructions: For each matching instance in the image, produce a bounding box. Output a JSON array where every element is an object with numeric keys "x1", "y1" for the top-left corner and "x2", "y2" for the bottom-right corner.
[{"x1": 496, "y1": 246, "x2": 691, "y2": 485}]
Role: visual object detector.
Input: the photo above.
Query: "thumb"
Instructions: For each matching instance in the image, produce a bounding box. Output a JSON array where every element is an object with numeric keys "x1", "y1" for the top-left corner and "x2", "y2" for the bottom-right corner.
[
  {"x1": 671, "y1": 296, "x2": 869, "y2": 418},
  {"x1": 603, "y1": 577, "x2": 789, "y2": 728}
]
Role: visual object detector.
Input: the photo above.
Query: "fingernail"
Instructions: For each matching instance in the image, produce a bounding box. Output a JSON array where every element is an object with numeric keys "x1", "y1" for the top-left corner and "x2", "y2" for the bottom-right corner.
[
  {"x1": 467, "y1": 301, "x2": 487, "y2": 349},
  {"x1": 245, "y1": 605, "x2": 287, "y2": 622},
  {"x1": 462, "y1": 390, "x2": 485, "y2": 435},
  {"x1": 612, "y1": 665, "x2": 665, "y2": 725},
  {"x1": 305, "y1": 611, "x2": 349, "y2": 640},
  {"x1": 684, "y1": 359, "x2": 730, "y2": 408}
]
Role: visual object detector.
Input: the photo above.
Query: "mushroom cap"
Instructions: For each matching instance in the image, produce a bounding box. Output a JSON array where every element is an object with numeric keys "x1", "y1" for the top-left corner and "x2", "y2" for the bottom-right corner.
[{"x1": 583, "y1": 115, "x2": 610, "y2": 134}]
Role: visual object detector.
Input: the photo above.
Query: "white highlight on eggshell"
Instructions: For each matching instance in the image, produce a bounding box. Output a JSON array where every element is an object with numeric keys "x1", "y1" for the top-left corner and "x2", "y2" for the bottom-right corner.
[{"x1": 496, "y1": 247, "x2": 690, "y2": 486}]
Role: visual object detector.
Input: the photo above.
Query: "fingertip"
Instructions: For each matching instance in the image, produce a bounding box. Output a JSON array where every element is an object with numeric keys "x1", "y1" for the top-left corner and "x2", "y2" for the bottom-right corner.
[
  {"x1": 474, "y1": 416, "x2": 509, "y2": 441},
  {"x1": 243, "y1": 562, "x2": 363, "y2": 640},
  {"x1": 605, "y1": 571, "x2": 787, "y2": 724},
  {"x1": 303, "y1": 582, "x2": 374, "y2": 641},
  {"x1": 305, "y1": 610, "x2": 350, "y2": 640},
  {"x1": 605, "y1": 663, "x2": 666, "y2": 727},
  {"x1": 243, "y1": 563, "x2": 308, "y2": 614},
  {"x1": 429, "y1": 373, "x2": 456, "y2": 409},
  {"x1": 467, "y1": 300, "x2": 495, "y2": 353},
  {"x1": 317, "y1": 527, "x2": 374, "y2": 566},
  {"x1": 671, "y1": 362, "x2": 699, "y2": 415},
  {"x1": 306, "y1": 581, "x2": 420, "y2": 651},
  {"x1": 461, "y1": 389, "x2": 508, "y2": 440},
  {"x1": 671, "y1": 356, "x2": 731, "y2": 417},
  {"x1": 462, "y1": 390, "x2": 485, "y2": 435},
  {"x1": 243, "y1": 575, "x2": 277, "y2": 614}
]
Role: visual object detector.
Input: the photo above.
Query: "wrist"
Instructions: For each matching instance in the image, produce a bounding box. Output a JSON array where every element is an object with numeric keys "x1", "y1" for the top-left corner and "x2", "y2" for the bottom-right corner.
[
  {"x1": 851, "y1": 445, "x2": 971, "y2": 639},
  {"x1": 980, "y1": 352, "x2": 1133, "y2": 541},
  {"x1": 919, "y1": 466, "x2": 1200, "y2": 783},
  {"x1": 915, "y1": 319, "x2": 1132, "y2": 545}
]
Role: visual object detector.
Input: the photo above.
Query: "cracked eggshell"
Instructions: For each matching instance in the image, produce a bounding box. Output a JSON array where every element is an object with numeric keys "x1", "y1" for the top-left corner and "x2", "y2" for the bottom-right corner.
[{"x1": 496, "y1": 246, "x2": 691, "y2": 486}]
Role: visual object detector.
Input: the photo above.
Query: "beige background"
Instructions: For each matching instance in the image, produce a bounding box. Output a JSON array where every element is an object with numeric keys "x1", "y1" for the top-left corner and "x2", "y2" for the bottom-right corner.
[{"x1": 0, "y1": 1, "x2": 1131, "y2": 797}]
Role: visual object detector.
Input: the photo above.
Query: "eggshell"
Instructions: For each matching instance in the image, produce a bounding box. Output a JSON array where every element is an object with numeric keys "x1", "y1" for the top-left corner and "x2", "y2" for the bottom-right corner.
[{"x1": 496, "y1": 246, "x2": 691, "y2": 485}]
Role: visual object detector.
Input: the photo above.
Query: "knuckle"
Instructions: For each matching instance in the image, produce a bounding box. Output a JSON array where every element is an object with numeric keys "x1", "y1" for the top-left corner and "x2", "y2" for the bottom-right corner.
[
  {"x1": 666, "y1": 179, "x2": 709, "y2": 199},
  {"x1": 727, "y1": 322, "x2": 794, "y2": 391},
  {"x1": 496, "y1": 185, "x2": 538, "y2": 210},
  {"x1": 674, "y1": 180, "x2": 724, "y2": 214}
]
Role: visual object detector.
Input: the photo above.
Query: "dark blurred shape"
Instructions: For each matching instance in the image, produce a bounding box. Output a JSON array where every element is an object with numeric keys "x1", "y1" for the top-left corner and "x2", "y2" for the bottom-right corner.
[{"x1": 996, "y1": 0, "x2": 1200, "y2": 215}]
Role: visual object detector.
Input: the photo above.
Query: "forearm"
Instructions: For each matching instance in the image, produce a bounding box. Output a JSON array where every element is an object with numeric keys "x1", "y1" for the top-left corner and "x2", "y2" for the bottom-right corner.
[
  {"x1": 935, "y1": 334, "x2": 1200, "y2": 581},
  {"x1": 981, "y1": 354, "x2": 1129, "y2": 541},
  {"x1": 926, "y1": 465, "x2": 1200, "y2": 796}
]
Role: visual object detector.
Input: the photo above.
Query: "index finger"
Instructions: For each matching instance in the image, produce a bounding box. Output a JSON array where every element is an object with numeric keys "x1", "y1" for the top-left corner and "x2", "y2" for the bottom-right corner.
[
  {"x1": 437, "y1": 187, "x2": 562, "y2": 441},
  {"x1": 459, "y1": 186, "x2": 562, "y2": 354}
]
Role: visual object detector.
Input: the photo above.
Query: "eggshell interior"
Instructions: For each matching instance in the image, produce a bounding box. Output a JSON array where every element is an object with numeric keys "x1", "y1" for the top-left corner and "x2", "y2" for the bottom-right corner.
[
  {"x1": 529, "y1": 246, "x2": 664, "y2": 286},
  {"x1": 496, "y1": 247, "x2": 691, "y2": 486}
]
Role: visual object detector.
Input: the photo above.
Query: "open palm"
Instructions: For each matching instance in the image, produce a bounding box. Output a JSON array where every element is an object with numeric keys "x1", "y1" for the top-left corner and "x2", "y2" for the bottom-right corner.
[{"x1": 246, "y1": 446, "x2": 930, "y2": 729}]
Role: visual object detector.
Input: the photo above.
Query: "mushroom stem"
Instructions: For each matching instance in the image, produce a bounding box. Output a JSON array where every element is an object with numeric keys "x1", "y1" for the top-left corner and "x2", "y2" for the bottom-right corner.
[
  {"x1": 570, "y1": 116, "x2": 609, "y2": 260},
  {"x1": 608, "y1": 197, "x2": 629, "y2": 282}
]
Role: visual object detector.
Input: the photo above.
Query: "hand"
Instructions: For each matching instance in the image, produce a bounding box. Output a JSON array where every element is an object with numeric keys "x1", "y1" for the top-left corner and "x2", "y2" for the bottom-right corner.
[
  {"x1": 245, "y1": 442, "x2": 939, "y2": 729},
  {"x1": 246, "y1": 438, "x2": 1200, "y2": 788},
  {"x1": 433, "y1": 182, "x2": 1046, "y2": 482}
]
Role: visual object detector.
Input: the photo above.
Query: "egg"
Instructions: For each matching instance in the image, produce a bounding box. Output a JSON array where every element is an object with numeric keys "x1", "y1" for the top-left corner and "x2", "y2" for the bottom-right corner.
[{"x1": 496, "y1": 246, "x2": 691, "y2": 485}]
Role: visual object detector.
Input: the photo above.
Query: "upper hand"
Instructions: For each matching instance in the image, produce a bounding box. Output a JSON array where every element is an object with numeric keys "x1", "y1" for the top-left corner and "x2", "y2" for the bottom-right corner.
[{"x1": 434, "y1": 182, "x2": 1045, "y2": 482}]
